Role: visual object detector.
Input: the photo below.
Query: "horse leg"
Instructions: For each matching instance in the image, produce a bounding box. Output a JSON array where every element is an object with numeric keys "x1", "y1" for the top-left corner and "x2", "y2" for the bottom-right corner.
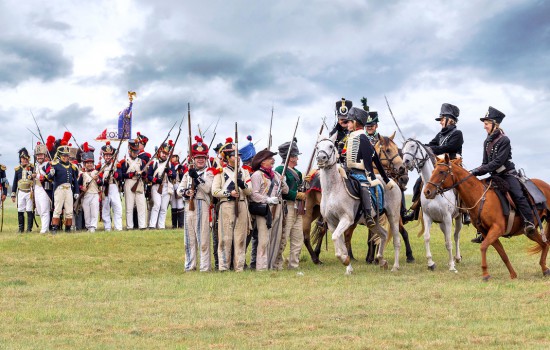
[
  {"x1": 373, "y1": 225, "x2": 389, "y2": 270},
  {"x1": 302, "y1": 209, "x2": 320, "y2": 265},
  {"x1": 345, "y1": 224, "x2": 357, "y2": 261},
  {"x1": 366, "y1": 230, "x2": 376, "y2": 264},
  {"x1": 331, "y1": 219, "x2": 354, "y2": 274},
  {"x1": 453, "y1": 216, "x2": 463, "y2": 263},
  {"x1": 422, "y1": 213, "x2": 436, "y2": 270},
  {"x1": 491, "y1": 238, "x2": 517, "y2": 279},
  {"x1": 313, "y1": 219, "x2": 326, "y2": 258},
  {"x1": 524, "y1": 227, "x2": 550, "y2": 276},
  {"x1": 399, "y1": 220, "x2": 415, "y2": 263},
  {"x1": 389, "y1": 211, "x2": 401, "y2": 272},
  {"x1": 479, "y1": 228, "x2": 506, "y2": 281},
  {"x1": 439, "y1": 218, "x2": 456, "y2": 273}
]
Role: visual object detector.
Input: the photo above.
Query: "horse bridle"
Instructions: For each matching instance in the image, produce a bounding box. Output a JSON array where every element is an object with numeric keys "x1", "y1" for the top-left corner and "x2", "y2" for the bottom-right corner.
[
  {"x1": 316, "y1": 138, "x2": 337, "y2": 169},
  {"x1": 426, "y1": 160, "x2": 474, "y2": 195},
  {"x1": 376, "y1": 138, "x2": 403, "y2": 178},
  {"x1": 402, "y1": 138, "x2": 432, "y2": 173}
]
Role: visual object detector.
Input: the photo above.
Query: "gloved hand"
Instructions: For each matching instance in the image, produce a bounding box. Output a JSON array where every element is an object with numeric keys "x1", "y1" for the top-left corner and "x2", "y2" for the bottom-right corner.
[
  {"x1": 74, "y1": 193, "x2": 79, "y2": 201},
  {"x1": 49, "y1": 168, "x2": 55, "y2": 176},
  {"x1": 188, "y1": 168, "x2": 199, "y2": 179},
  {"x1": 369, "y1": 179, "x2": 382, "y2": 188},
  {"x1": 295, "y1": 192, "x2": 306, "y2": 201},
  {"x1": 304, "y1": 174, "x2": 312, "y2": 182},
  {"x1": 128, "y1": 172, "x2": 135, "y2": 179},
  {"x1": 152, "y1": 177, "x2": 159, "y2": 184},
  {"x1": 267, "y1": 196, "x2": 279, "y2": 205},
  {"x1": 176, "y1": 187, "x2": 185, "y2": 197},
  {"x1": 385, "y1": 179, "x2": 396, "y2": 191},
  {"x1": 237, "y1": 179, "x2": 246, "y2": 189},
  {"x1": 470, "y1": 168, "x2": 480, "y2": 176}
]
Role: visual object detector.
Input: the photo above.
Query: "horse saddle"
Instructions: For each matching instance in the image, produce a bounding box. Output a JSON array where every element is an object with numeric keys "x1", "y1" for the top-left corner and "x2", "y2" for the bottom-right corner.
[
  {"x1": 339, "y1": 167, "x2": 385, "y2": 215},
  {"x1": 521, "y1": 177, "x2": 547, "y2": 209},
  {"x1": 306, "y1": 169, "x2": 322, "y2": 193}
]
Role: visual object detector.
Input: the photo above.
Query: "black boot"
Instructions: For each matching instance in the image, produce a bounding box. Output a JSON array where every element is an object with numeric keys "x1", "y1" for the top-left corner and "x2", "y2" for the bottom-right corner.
[
  {"x1": 51, "y1": 217, "x2": 60, "y2": 234},
  {"x1": 26, "y1": 211, "x2": 34, "y2": 232},
  {"x1": 65, "y1": 218, "x2": 73, "y2": 233},
  {"x1": 250, "y1": 228, "x2": 258, "y2": 269},
  {"x1": 471, "y1": 232, "x2": 483, "y2": 243},
  {"x1": 462, "y1": 212, "x2": 471, "y2": 225},
  {"x1": 360, "y1": 187, "x2": 375, "y2": 228},
  {"x1": 212, "y1": 225, "x2": 219, "y2": 271},
  {"x1": 171, "y1": 208, "x2": 177, "y2": 228},
  {"x1": 18, "y1": 212, "x2": 25, "y2": 233},
  {"x1": 178, "y1": 210, "x2": 184, "y2": 228}
]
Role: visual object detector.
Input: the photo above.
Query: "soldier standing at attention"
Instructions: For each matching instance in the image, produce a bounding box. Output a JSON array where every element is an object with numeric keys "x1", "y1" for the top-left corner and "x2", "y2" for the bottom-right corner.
[
  {"x1": 11, "y1": 148, "x2": 35, "y2": 233},
  {"x1": 170, "y1": 154, "x2": 186, "y2": 229},
  {"x1": 98, "y1": 142, "x2": 123, "y2": 232},
  {"x1": 211, "y1": 138, "x2": 252, "y2": 272},
  {"x1": 148, "y1": 141, "x2": 176, "y2": 229},
  {"x1": 45, "y1": 145, "x2": 79, "y2": 234},
  {"x1": 32, "y1": 142, "x2": 53, "y2": 234},
  {"x1": 78, "y1": 145, "x2": 102, "y2": 233},
  {"x1": 120, "y1": 139, "x2": 148, "y2": 230}
]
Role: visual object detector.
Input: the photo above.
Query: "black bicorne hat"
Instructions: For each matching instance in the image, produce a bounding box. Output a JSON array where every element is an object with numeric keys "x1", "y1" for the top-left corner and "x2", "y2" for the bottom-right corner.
[
  {"x1": 18, "y1": 147, "x2": 31, "y2": 160},
  {"x1": 480, "y1": 106, "x2": 505, "y2": 124},
  {"x1": 347, "y1": 107, "x2": 369, "y2": 125},
  {"x1": 336, "y1": 98, "x2": 353, "y2": 118},
  {"x1": 365, "y1": 111, "x2": 379, "y2": 126},
  {"x1": 436, "y1": 103, "x2": 460, "y2": 122}
]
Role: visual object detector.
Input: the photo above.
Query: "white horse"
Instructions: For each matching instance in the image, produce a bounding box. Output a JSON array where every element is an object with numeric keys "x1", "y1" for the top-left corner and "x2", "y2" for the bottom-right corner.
[
  {"x1": 316, "y1": 133, "x2": 403, "y2": 274},
  {"x1": 401, "y1": 139, "x2": 462, "y2": 272}
]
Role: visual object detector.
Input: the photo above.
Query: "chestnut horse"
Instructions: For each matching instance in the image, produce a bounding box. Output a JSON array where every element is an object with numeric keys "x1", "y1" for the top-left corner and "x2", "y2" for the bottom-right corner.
[
  {"x1": 424, "y1": 155, "x2": 550, "y2": 280},
  {"x1": 302, "y1": 132, "x2": 414, "y2": 264}
]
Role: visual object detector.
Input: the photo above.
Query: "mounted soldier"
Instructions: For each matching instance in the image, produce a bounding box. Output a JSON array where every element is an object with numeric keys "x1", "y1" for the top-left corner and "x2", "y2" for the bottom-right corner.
[
  {"x1": 344, "y1": 107, "x2": 393, "y2": 227},
  {"x1": 78, "y1": 144, "x2": 102, "y2": 232},
  {"x1": 469, "y1": 106, "x2": 536, "y2": 241},
  {"x1": 11, "y1": 148, "x2": 35, "y2": 233},
  {"x1": 148, "y1": 140, "x2": 176, "y2": 229},
  {"x1": 403, "y1": 103, "x2": 468, "y2": 224},
  {"x1": 99, "y1": 141, "x2": 123, "y2": 232},
  {"x1": 32, "y1": 141, "x2": 53, "y2": 234},
  {"x1": 45, "y1": 145, "x2": 79, "y2": 234},
  {"x1": 178, "y1": 136, "x2": 215, "y2": 271},
  {"x1": 329, "y1": 98, "x2": 353, "y2": 164}
]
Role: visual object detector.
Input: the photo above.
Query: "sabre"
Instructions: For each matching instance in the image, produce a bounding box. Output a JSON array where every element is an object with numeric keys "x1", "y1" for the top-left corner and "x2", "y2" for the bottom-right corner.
[
  {"x1": 268, "y1": 105, "x2": 274, "y2": 150},
  {"x1": 384, "y1": 95, "x2": 407, "y2": 143}
]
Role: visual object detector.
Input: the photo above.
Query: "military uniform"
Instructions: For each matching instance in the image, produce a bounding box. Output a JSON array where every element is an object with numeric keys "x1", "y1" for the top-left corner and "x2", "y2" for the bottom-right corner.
[
  {"x1": 329, "y1": 98, "x2": 353, "y2": 164},
  {"x1": 240, "y1": 136, "x2": 259, "y2": 269},
  {"x1": 45, "y1": 146, "x2": 80, "y2": 232},
  {"x1": 170, "y1": 155, "x2": 186, "y2": 229},
  {"x1": 0, "y1": 163, "x2": 7, "y2": 199},
  {"x1": 275, "y1": 140, "x2": 305, "y2": 269},
  {"x1": 178, "y1": 136, "x2": 214, "y2": 271},
  {"x1": 148, "y1": 141, "x2": 176, "y2": 229},
  {"x1": 78, "y1": 147, "x2": 102, "y2": 232},
  {"x1": 33, "y1": 143, "x2": 53, "y2": 233},
  {"x1": 211, "y1": 138, "x2": 252, "y2": 272},
  {"x1": 99, "y1": 142, "x2": 123, "y2": 231},
  {"x1": 135, "y1": 132, "x2": 151, "y2": 229},
  {"x1": 470, "y1": 106, "x2": 535, "y2": 234},
  {"x1": 120, "y1": 140, "x2": 147, "y2": 230},
  {"x1": 11, "y1": 148, "x2": 35, "y2": 232}
]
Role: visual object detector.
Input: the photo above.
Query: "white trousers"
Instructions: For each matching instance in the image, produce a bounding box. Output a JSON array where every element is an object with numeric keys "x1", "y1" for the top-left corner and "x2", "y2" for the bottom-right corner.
[
  {"x1": 124, "y1": 179, "x2": 147, "y2": 229},
  {"x1": 171, "y1": 183, "x2": 185, "y2": 210},
  {"x1": 149, "y1": 183, "x2": 171, "y2": 229},
  {"x1": 34, "y1": 186, "x2": 51, "y2": 233},
  {"x1": 17, "y1": 191, "x2": 33, "y2": 212},
  {"x1": 184, "y1": 199, "x2": 211, "y2": 271},
  {"x1": 102, "y1": 184, "x2": 123, "y2": 231},
  {"x1": 82, "y1": 192, "x2": 99, "y2": 231}
]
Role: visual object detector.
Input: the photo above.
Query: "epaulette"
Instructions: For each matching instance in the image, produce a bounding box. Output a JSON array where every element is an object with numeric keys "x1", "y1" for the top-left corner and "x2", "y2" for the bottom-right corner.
[
  {"x1": 14, "y1": 165, "x2": 21, "y2": 171},
  {"x1": 242, "y1": 165, "x2": 253, "y2": 173},
  {"x1": 51, "y1": 160, "x2": 59, "y2": 165},
  {"x1": 71, "y1": 163, "x2": 78, "y2": 171},
  {"x1": 207, "y1": 167, "x2": 220, "y2": 176},
  {"x1": 1, "y1": 164, "x2": 7, "y2": 171}
]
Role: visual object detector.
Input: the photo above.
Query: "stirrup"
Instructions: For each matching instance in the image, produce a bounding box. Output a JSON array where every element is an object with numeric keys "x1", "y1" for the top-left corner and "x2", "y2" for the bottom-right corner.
[
  {"x1": 402, "y1": 210, "x2": 415, "y2": 224},
  {"x1": 471, "y1": 233, "x2": 483, "y2": 243},
  {"x1": 524, "y1": 222, "x2": 536, "y2": 235},
  {"x1": 365, "y1": 214, "x2": 376, "y2": 228}
]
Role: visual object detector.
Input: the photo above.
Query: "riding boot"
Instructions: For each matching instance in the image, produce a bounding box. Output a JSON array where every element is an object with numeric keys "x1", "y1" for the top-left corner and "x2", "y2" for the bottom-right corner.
[
  {"x1": 402, "y1": 199, "x2": 420, "y2": 224},
  {"x1": 17, "y1": 212, "x2": 25, "y2": 233},
  {"x1": 471, "y1": 232, "x2": 483, "y2": 243},
  {"x1": 360, "y1": 187, "x2": 376, "y2": 228},
  {"x1": 171, "y1": 208, "x2": 177, "y2": 229},
  {"x1": 462, "y1": 212, "x2": 471, "y2": 225},
  {"x1": 177, "y1": 210, "x2": 185, "y2": 229},
  {"x1": 65, "y1": 218, "x2": 73, "y2": 233},
  {"x1": 26, "y1": 211, "x2": 34, "y2": 232},
  {"x1": 49, "y1": 211, "x2": 54, "y2": 231},
  {"x1": 524, "y1": 221, "x2": 536, "y2": 235}
]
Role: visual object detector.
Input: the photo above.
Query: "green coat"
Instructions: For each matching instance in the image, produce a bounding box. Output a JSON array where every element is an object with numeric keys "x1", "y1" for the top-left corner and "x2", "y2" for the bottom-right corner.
[{"x1": 274, "y1": 165, "x2": 302, "y2": 201}]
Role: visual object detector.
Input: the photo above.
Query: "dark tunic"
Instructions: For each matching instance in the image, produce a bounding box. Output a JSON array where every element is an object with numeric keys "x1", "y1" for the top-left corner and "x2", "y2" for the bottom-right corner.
[
  {"x1": 427, "y1": 124, "x2": 463, "y2": 159},
  {"x1": 45, "y1": 161, "x2": 80, "y2": 194}
]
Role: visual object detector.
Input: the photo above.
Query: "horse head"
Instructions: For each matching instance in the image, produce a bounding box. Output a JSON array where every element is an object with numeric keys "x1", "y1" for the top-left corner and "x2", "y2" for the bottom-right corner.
[
  {"x1": 402, "y1": 138, "x2": 431, "y2": 172},
  {"x1": 316, "y1": 133, "x2": 338, "y2": 169},
  {"x1": 376, "y1": 131, "x2": 405, "y2": 176},
  {"x1": 423, "y1": 154, "x2": 463, "y2": 199}
]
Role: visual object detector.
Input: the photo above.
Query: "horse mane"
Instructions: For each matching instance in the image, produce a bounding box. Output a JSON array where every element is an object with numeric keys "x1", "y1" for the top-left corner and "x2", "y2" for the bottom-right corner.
[{"x1": 424, "y1": 145, "x2": 437, "y2": 166}]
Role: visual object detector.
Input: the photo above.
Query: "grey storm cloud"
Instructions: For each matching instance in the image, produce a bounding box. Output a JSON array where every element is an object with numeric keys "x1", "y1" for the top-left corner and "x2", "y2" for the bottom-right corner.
[
  {"x1": 42, "y1": 103, "x2": 96, "y2": 128},
  {"x1": 34, "y1": 18, "x2": 72, "y2": 32},
  {"x1": 0, "y1": 37, "x2": 72, "y2": 87}
]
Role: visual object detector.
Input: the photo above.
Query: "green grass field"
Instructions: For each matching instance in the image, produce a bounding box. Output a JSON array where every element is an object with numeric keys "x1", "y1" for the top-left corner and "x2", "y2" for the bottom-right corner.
[{"x1": 1, "y1": 199, "x2": 549, "y2": 349}]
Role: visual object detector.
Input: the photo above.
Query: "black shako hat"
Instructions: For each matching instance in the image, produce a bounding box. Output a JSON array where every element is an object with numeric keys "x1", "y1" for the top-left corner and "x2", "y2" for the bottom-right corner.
[
  {"x1": 435, "y1": 103, "x2": 460, "y2": 122},
  {"x1": 480, "y1": 106, "x2": 505, "y2": 124},
  {"x1": 335, "y1": 98, "x2": 353, "y2": 118}
]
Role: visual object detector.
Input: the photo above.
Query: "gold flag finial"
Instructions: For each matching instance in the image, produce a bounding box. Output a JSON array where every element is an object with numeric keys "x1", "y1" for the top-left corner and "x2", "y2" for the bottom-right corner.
[{"x1": 128, "y1": 91, "x2": 137, "y2": 101}]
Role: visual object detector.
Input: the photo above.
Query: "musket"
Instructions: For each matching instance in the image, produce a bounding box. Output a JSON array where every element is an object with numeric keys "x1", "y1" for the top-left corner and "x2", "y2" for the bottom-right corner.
[
  {"x1": 187, "y1": 103, "x2": 196, "y2": 211},
  {"x1": 0, "y1": 195, "x2": 3, "y2": 232},
  {"x1": 234, "y1": 122, "x2": 239, "y2": 217},
  {"x1": 30, "y1": 110, "x2": 54, "y2": 161},
  {"x1": 276, "y1": 116, "x2": 300, "y2": 198},
  {"x1": 102, "y1": 137, "x2": 125, "y2": 197},
  {"x1": 384, "y1": 95, "x2": 407, "y2": 143},
  {"x1": 157, "y1": 117, "x2": 184, "y2": 194},
  {"x1": 131, "y1": 120, "x2": 179, "y2": 193},
  {"x1": 296, "y1": 117, "x2": 325, "y2": 215},
  {"x1": 63, "y1": 124, "x2": 83, "y2": 151},
  {"x1": 268, "y1": 105, "x2": 274, "y2": 150},
  {"x1": 76, "y1": 159, "x2": 114, "y2": 212},
  {"x1": 207, "y1": 117, "x2": 220, "y2": 150}
]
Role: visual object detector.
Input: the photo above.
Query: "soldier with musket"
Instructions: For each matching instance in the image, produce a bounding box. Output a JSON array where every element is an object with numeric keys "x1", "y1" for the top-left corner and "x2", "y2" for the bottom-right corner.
[
  {"x1": 211, "y1": 137, "x2": 252, "y2": 272},
  {"x1": 345, "y1": 107, "x2": 394, "y2": 227},
  {"x1": 32, "y1": 142, "x2": 53, "y2": 233},
  {"x1": 275, "y1": 140, "x2": 305, "y2": 270},
  {"x1": 120, "y1": 139, "x2": 148, "y2": 230},
  {"x1": 170, "y1": 153, "x2": 186, "y2": 229},
  {"x1": 403, "y1": 103, "x2": 467, "y2": 224},
  {"x1": 78, "y1": 145, "x2": 102, "y2": 232},
  {"x1": 249, "y1": 149, "x2": 289, "y2": 271},
  {"x1": 148, "y1": 140, "x2": 176, "y2": 229},
  {"x1": 98, "y1": 141, "x2": 123, "y2": 231},
  {"x1": 45, "y1": 145, "x2": 79, "y2": 234},
  {"x1": 329, "y1": 98, "x2": 353, "y2": 164},
  {"x1": 178, "y1": 136, "x2": 215, "y2": 271},
  {"x1": 11, "y1": 148, "x2": 35, "y2": 233},
  {"x1": 469, "y1": 107, "x2": 536, "y2": 241},
  {"x1": 133, "y1": 131, "x2": 151, "y2": 229}
]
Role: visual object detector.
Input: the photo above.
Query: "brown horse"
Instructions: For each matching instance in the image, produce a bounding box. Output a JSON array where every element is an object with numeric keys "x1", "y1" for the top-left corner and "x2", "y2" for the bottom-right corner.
[
  {"x1": 302, "y1": 132, "x2": 415, "y2": 264},
  {"x1": 424, "y1": 155, "x2": 550, "y2": 280}
]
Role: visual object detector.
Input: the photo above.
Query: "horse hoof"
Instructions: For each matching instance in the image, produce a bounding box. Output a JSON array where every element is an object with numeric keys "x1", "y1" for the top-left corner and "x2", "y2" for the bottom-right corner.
[
  {"x1": 366, "y1": 259, "x2": 374, "y2": 265},
  {"x1": 428, "y1": 264, "x2": 436, "y2": 271},
  {"x1": 455, "y1": 257, "x2": 462, "y2": 264},
  {"x1": 374, "y1": 258, "x2": 380, "y2": 264},
  {"x1": 345, "y1": 265, "x2": 354, "y2": 275},
  {"x1": 482, "y1": 275, "x2": 491, "y2": 282},
  {"x1": 406, "y1": 257, "x2": 415, "y2": 263},
  {"x1": 391, "y1": 266, "x2": 399, "y2": 272},
  {"x1": 449, "y1": 268, "x2": 458, "y2": 273},
  {"x1": 380, "y1": 260, "x2": 388, "y2": 270},
  {"x1": 544, "y1": 269, "x2": 550, "y2": 277}
]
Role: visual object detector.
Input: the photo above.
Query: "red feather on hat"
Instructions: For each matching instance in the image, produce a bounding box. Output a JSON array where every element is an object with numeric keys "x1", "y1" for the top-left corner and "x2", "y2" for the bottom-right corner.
[
  {"x1": 225, "y1": 137, "x2": 233, "y2": 143},
  {"x1": 46, "y1": 136, "x2": 55, "y2": 151},
  {"x1": 83, "y1": 142, "x2": 89, "y2": 153},
  {"x1": 195, "y1": 136, "x2": 203, "y2": 143},
  {"x1": 61, "y1": 131, "x2": 72, "y2": 146},
  {"x1": 169, "y1": 140, "x2": 174, "y2": 147}
]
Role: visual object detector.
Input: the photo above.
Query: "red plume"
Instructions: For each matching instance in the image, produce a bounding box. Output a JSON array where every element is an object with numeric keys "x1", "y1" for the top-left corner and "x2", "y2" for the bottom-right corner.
[
  {"x1": 62, "y1": 131, "x2": 72, "y2": 143},
  {"x1": 195, "y1": 135, "x2": 203, "y2": 143},
  {"x1": 83, "y1": 142, "x2": 89, "y2": 153},
  {"x1": 225, "y1": 137, "x2": 233, "y2": 143},
  {"x1": 169, "y1": 140, "x2": 174, "y2": 147},
  {"x1": 137, "y1": 132, "x2": 141, "y2": 136},
  {"x1": 36, "y1": 141, "x2": 41, "y2": 145},
  {"x1": 46, "y1": 136, "x2": 55, "y2": 151},
  {"x1": 106, "y1": 141, "x2": 111, "y2": 146}
]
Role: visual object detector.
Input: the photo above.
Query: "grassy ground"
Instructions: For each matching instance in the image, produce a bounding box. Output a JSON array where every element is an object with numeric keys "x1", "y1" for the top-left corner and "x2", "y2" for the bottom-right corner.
[{"x1": 1, "y1": 199, "x2": 549, "y2": 349}]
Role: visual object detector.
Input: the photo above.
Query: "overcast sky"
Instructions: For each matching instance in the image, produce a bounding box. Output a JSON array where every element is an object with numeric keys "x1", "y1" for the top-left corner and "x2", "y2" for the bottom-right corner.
[{"x1": 1, "y1": 0, "x2": 549, "y2": 191}]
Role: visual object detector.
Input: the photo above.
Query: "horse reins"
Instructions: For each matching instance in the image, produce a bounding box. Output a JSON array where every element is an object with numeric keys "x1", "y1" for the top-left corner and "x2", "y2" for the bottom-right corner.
[{"x1": 316, "y1": 138, "x2": 337, "y2": 169}]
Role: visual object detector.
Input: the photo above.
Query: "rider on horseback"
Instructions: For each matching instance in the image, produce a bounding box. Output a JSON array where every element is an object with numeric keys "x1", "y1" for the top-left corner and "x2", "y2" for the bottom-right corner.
[
  {"x1": 403, "y1": 103, "x2": 468, "y2": 224},
  {"x1": 469, "y1": 106, "x2": 536, "y2": 241},
  {"x1": 329, "y1": 98, "x2": 353, "y2": 165},
  {"x1": 345, "y1": 107, "x2": 392, "y2": 228}
]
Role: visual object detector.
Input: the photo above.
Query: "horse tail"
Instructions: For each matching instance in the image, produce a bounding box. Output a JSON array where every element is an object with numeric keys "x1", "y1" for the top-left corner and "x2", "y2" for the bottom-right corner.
[{"x1": 417, "y1": 210, "x2": 425, "y2": 237}]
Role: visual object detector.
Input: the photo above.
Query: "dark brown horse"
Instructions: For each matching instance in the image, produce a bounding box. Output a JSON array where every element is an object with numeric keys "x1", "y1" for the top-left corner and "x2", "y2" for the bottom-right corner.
[
  {"x1": 302, "y1": 133, "x2": 415, "y2": 265},
  {"x1": 424, "y1": 155, "x2": 550, "y2": 280}
]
